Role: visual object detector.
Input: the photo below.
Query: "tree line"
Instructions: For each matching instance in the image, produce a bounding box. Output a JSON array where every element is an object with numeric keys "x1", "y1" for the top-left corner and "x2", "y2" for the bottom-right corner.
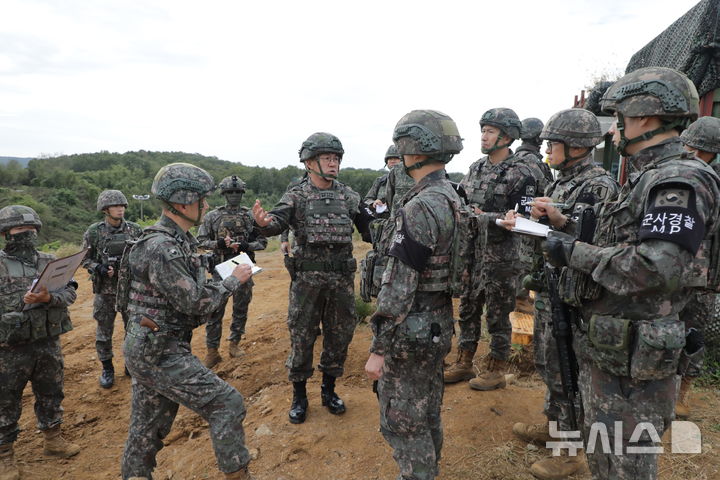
[{"x1": 0, "y1": 151, "x2": 463, "y2": 246}]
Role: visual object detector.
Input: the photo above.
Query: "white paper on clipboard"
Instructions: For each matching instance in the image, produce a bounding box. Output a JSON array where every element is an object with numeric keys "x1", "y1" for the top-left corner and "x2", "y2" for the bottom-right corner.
[
  {"x1": 28, "y1": 248, "x2": 88, "y2": 296},
  {"x1": 215, "y1": 252, "x2": 262, "y2": 280}
]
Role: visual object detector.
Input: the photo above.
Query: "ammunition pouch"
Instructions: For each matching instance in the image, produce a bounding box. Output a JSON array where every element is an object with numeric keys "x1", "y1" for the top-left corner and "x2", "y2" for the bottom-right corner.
[
  {"x1": 588, "y1": 314, "x2": 685, "y2": 380},
  {"x1": 0, "y1": 308, "x2": 72, "y2": 345},
  {"x1": 558, "y1": 267, "x2": 601, "y2": 307},
  {"x1": 360, "y1": 250, "x2": 386, "y2": 302}
]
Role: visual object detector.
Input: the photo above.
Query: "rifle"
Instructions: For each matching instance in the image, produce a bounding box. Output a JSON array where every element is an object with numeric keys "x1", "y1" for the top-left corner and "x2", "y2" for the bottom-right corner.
[{"x1": 543, "y1": 261, "x2": 580, "y2": 431}]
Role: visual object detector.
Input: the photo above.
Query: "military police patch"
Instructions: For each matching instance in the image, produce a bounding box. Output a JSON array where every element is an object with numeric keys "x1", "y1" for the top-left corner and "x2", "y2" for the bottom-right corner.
[
  {"x1": 639, "y1": 184, "x2": 705, "y2": 254},
  {"x1": 388, "y1": 212, "x2": 432, "y2": 272}
]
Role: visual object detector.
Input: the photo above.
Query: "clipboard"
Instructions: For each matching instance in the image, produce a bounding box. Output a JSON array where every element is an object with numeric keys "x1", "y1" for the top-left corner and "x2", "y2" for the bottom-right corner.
[{"x1": 28, "y1": 248, "x2": 88, "y2": 295}]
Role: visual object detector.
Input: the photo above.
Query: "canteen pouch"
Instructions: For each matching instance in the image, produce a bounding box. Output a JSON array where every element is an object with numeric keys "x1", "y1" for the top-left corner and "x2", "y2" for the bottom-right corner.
[{"x1": 630, "y1": 320, "x2": 685, "y2": 381}]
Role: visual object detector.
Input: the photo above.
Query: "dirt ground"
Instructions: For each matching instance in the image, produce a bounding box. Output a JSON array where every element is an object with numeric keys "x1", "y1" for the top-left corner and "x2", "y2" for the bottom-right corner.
[{"x1": 11, "y1": 243, "x2": 720, "y2": 480}]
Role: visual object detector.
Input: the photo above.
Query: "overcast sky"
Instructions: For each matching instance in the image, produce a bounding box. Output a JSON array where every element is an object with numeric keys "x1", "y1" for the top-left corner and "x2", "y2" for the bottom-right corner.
[{"x1": 0, "y1": 0, "x2": 702, "y2": 174}]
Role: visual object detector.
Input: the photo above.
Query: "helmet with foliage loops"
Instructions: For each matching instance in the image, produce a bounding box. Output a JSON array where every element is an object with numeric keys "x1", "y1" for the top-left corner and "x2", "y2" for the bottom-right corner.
[
  {"x1": 0, "y1": 205, "x2": 42, "y2": 233},
  {"x1": 151, "y1": 162, "x2": 215, "y2": 205},
  {"x1": 96, "y1": 190, "x2": 128, "y2": 212}
]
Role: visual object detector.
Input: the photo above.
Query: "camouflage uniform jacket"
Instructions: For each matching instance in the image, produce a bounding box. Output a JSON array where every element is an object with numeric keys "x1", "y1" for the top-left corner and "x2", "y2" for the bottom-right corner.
[
  {"x1": 461, "y1": 153, "x2": 538, "y2": 276},
  {"x1": 516, "y1": 142, "x2": 553, "y2": 184},
  {"x1": 570, "y1": 138, "x2": 720, "y2": 320},
  {"x1": 364, "y1": 173, "x2": 390, "y2": 205},
  {"x1": 125, "y1": 215, "x2": 240, "y2": 331},
  {"x1": 371, "y1": 170, "x2": 459, "y2": 354},
  {"x1": 0, "y1": 250, "x2": 77, "y2": 341},
  {"x1": 257, "y1": 179, "x2": 368, "y2": 285},
  {"x1": 82, "y1": 219, "x2": 142, "y2": 294},
  {"x1": 197, "y1": 205, "x2": 267, "y2": 263},
  {"x1": 385, "y1": 164, "x2": 416, "y2": 215}
]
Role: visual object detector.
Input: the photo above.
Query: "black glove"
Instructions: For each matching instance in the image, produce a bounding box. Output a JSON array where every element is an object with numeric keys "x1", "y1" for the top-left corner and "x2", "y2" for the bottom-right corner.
[
  {"x1": 237, "y1": 241, "x2": 250, "y2": 252},
  {"x1": 542, "y1": 231, "x2": 576, "y2": 268},
  {"x1": 96, "y1": 264, "x2": 111, "y2": 277}
]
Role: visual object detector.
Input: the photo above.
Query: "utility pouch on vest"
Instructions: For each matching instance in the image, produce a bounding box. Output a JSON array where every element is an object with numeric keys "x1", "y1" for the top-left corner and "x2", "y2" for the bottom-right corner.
[
  {"x1": 558, "y1": 268, "x2": 601, "y2": 307},
  {"x1": 26, "y1": 308, "x2": 49, "y2": 341},
  {"x1": 46, "y1": 308, "x2": 72, "y2": 337},
  {"x1": 0, "y1": 311, "x2": 30, "y2": 344},
  {"x1": 630, "y1": 320, "x2": 685, "y2": 381},
  {"x1": 588, "y1": 314, "x2": 632, "y2": 377}
]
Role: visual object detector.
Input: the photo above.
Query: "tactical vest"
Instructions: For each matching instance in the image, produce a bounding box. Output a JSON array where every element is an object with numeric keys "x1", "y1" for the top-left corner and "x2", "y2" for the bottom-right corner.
[
  {"x1": 466, "y1": 159, "x2": 513, "y2": 211},
  {"x1": 216, "y1": 209, "x2": 251, "y2": 244},
  {"x1": 304, "y1": 189, "x2": 354, "y2": 245},
  {"x1": 595, "y1": 152, "x2": 714, "y2": 290},
  {"x1": 0, "y1": 253, "x2": 73, "y2": 344},
  {"x1": 117, "y1": 227, "x2": 208, "y2": 331}
]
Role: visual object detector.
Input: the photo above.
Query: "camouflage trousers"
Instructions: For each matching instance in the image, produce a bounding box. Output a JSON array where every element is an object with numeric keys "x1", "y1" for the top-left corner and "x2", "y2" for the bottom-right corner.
[
  {"x1": 121, "y1": 320, "x2": 250, "y2": 479},
  {"x1": 574, "y1": 331, "x2": 677, "y2": 480},
  {"x1": 205, "y1": 276, "x2": 253, "y2": 349},
  {"x1": 457, "y1": 263, "x2": 517, "y2": 360},
  {"x1": 533, "y1": 294, "x2": 578, "y2": 432},
  {"x1": 94, "y1": 293, "x2": 129, "y2": 362},
  {"x1": 378, "y1": 306, "x2": 454, "y2": 480},
  {"x1": 286, "y1": 272, "x2": 356, "y2": 382},
  {"x1": 0, "y1": 337, "x2": 64, "y2": 445}
]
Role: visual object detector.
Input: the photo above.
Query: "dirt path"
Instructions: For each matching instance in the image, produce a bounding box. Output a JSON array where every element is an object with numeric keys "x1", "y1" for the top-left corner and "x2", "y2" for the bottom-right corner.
[{"x1": 11, "y1": 244, "x2": 720, "y2": 479}]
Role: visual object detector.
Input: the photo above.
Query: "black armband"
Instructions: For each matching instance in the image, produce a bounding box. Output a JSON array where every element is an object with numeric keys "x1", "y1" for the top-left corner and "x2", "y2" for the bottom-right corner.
[
  {"x1": 388, "y1": 212, "x2": 432, "y2": 271},
  {"x1": 639, "y1": 184, "x2": 705, "y2": 255}
]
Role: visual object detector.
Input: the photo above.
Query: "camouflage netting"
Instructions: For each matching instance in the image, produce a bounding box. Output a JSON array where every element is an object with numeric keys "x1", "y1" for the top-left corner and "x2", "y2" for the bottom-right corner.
[{"x1": 625, "y1": 0, "x2": 720, "y2": 98}]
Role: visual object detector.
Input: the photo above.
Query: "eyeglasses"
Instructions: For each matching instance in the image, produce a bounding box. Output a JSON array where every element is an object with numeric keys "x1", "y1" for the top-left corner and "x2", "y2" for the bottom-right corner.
[
  {"x1": 546, "y1": 140, "x2": 562, "y2": 150},
  {"x1": 317, "y1": 155, "x2": 342, "y2": 165}
]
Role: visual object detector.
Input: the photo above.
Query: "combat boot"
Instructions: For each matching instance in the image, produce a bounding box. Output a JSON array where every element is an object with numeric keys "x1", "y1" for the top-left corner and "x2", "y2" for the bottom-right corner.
[
  {"x1": 469, "y1": 356, "x2": 508, "y2": 391},
  {"x1": 675, "y1": 376, "x2": 693, "y2": 419},
  {"x1": 225, "y1": 466, "x2": 254, "y2": 479},
  {"x1": 228, "y1": 340, "x2": 244, "y2": 358},
  {"x1": 99, "y1": 359, "x2": 115, "y2": 389},
  {"x1": 289, "y1": 381, "x2": 308, "y2": 424},
  {"x1": 444, "y1": 349, "x2": 476, "y2": 384},
  {"x1": 320, "y1": 373, "x2": 346, "y2": 415},
  {"x1": 203, "y1": 347, "x2": 222, "y2": 368},
  {"x1": 42, "y1": 425, "x2": 80, "y2": 458},
  {"x1": 512, "y1": 422, "x2": 553, "y2": 444},
  {"x1": 529, "y1": 451, "x2": 588, "y2": 479},
  {"x1": 0, "y1": 443, "x2": 19, "y2": 480}
]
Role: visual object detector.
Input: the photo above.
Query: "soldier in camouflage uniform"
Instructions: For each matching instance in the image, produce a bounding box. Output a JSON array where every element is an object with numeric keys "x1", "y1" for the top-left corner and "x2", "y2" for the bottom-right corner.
[
  {"x1": 252, "y1": 132, "x2": 372, "y2": 424},
  {"x1": 197, "y1": 175, "x2": 267, "y2": 368},
  {"x1": 365, "y1": 109, "x2": 463, "y2": 480},
  {"x1": 508, "y1": 109, "x2": 619, "y2": 480},
  {"x1": 120, "y1": 163, "x2": 255, "y2": 480},
  {"x1": 385, "y1": 152, "x2": 417, "y2": 215},
  {"x1": 82, "y1": 190, "x2": 142, "y2": 388},
  {"x1": 444, "y1": 107, "x2": 538, "y2": 390},
  {"x1": 674, "y1": 115, "x2": 720, "y2": 418},
  {"x1": 0, "y1": 206, "x2": 80, "y2": 480},
  {"x1": 364, "y1": 145, "x2": 403, "y2": 217},
  {"x1": 516, "y1": 117, "x2": 554, "y2": 184},
  {"x1": 541, "y1": 67, "x2": 720, "y2": 479},
  {"x1": 514, "y1": 118, "x2": 553, "y2": 309}
]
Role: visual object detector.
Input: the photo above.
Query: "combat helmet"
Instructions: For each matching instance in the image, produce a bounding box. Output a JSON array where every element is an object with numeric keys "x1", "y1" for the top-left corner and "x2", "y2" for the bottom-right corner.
[
  {"x1": 218, "y1": 175, "x2": 247, "y2": 193},
  {"x1": 681, "y1": 116, "x2": 720, "y2": 154},
  {"x1": 480, "y1": 108, "x2": 522, "y2": 140},
  {"x1": 152, "y1": 162, "x2": 215, "y2": 205},
  {"x1": 392, "y1": 109, "x2": 463, "y2": 172},
  {"x1": 0, "y1": 205, "x2": 42, "y2": 234},
  {"x1": 521, "y1": 118, "x2": 544, "y2": 142},
  {"x1": 384, "y1": 145, "x2": 400, "y2": 164},
  {"x1": 298, "y1": 133, "x2": 344, "y2": 162},
  {"x1": 96, "y1": 190, "x2": 128, "y2": 212},
  {"x1": 601, "y1": 67, "x2": 699, "y2": 155},
  {"x1": 541, "y1": 109, "x2": 603, "y2": 169}
]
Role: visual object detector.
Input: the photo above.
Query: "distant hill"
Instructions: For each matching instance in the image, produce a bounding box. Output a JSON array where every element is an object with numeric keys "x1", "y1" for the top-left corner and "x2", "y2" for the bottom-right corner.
[{"x1": 0, "y1": 156, "x2": 32, "y2": 167}]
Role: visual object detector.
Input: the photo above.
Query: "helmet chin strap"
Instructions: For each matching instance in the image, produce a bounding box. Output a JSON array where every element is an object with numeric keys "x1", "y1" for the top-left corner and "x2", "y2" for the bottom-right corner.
[
  {"x1": 615, "y1": 112, "x2": 687, "y2": 156},
  {"x1": 305, "y1": 159, "x2": 337, "y2": 180},
  {"x1": 162, "y1": 198, "x2": 205, "y2": 226},
  {"x1": 552, "y1": 145, "x2": 591, "y2": 170},
  {"x1": 481, "y1": 134, "x2": 510, "y2": 155}
]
